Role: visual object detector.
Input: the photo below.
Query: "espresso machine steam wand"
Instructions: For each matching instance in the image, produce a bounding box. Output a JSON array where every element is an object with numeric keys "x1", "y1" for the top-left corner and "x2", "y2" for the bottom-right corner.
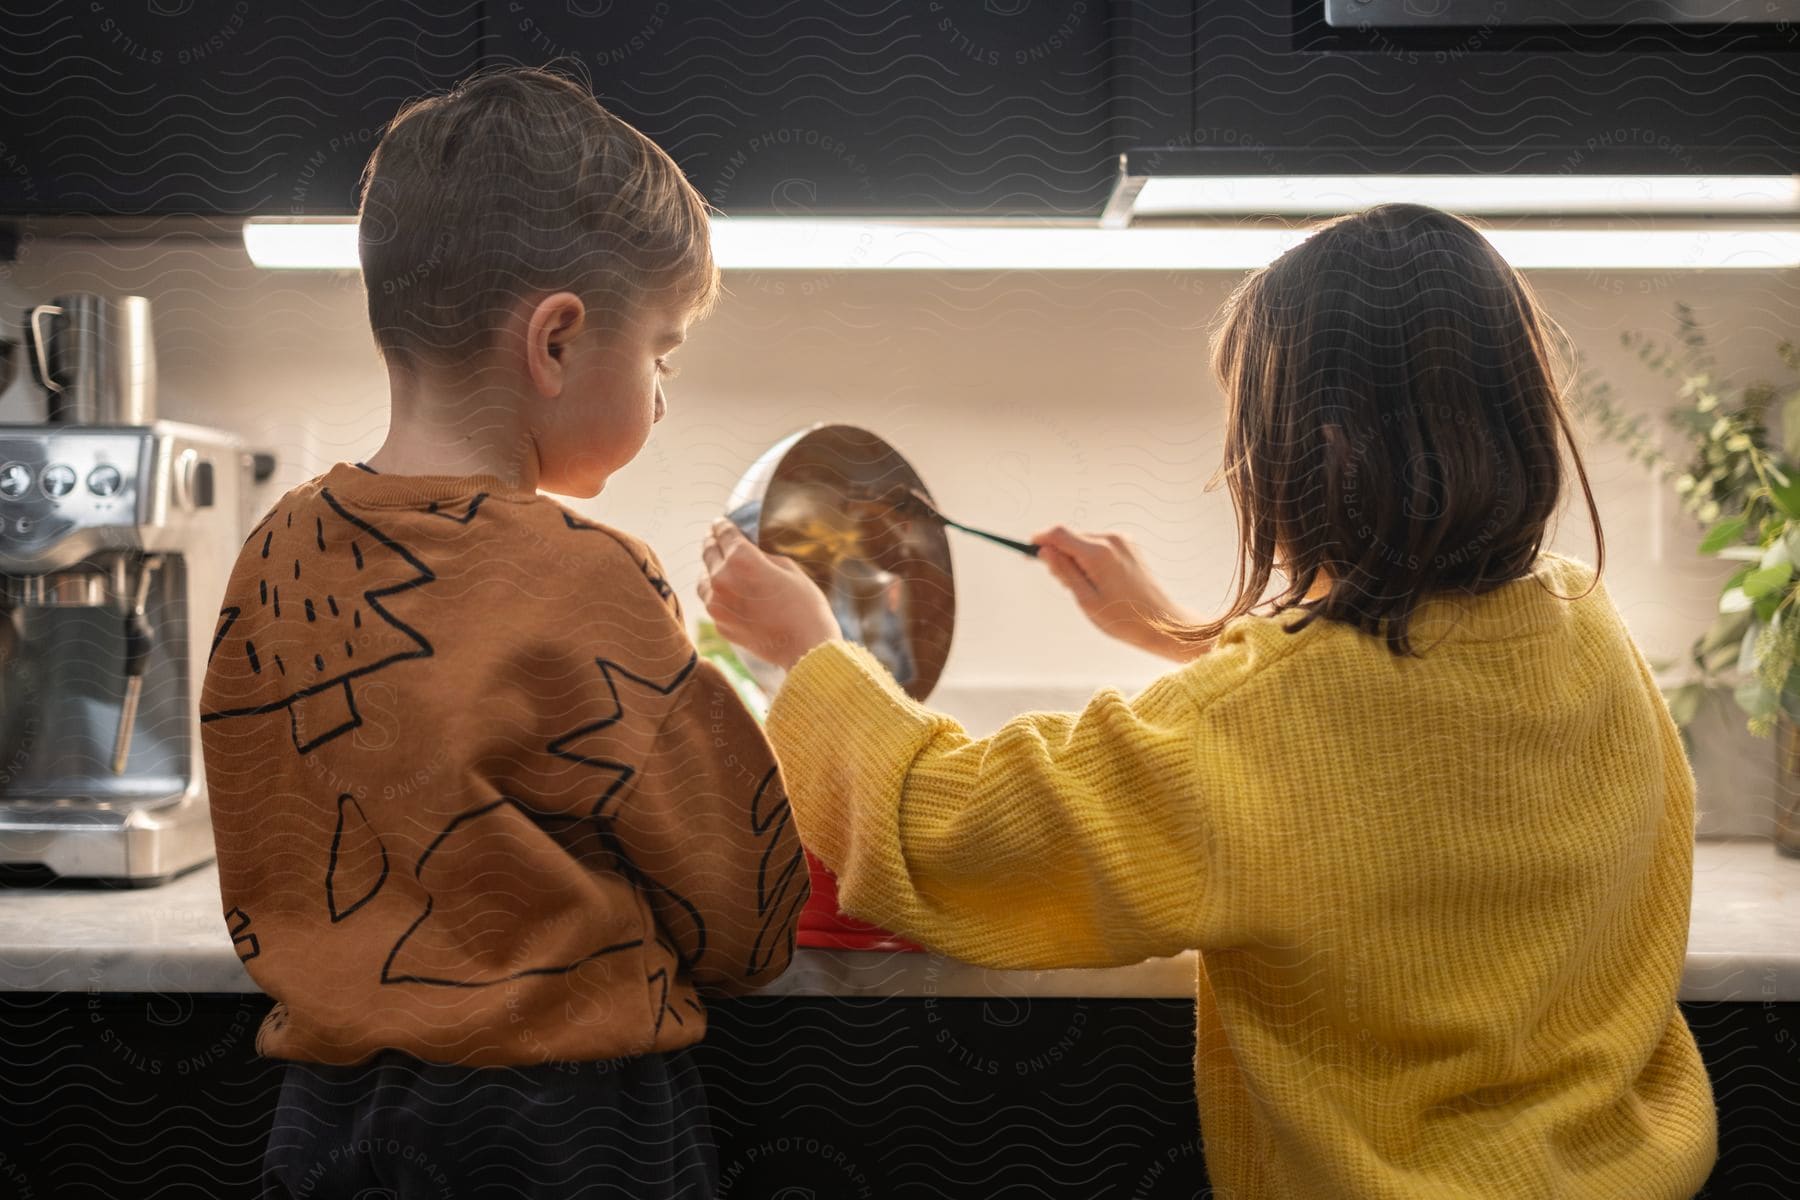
[{"x1": 111, "y1": 554, "x2": 161, "y2": 776}]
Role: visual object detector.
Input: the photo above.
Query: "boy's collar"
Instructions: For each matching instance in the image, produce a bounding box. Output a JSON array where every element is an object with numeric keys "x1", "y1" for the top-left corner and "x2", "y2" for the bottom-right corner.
[{"x1": 318, "y1": 461, "x2": 534, "y2": 507}]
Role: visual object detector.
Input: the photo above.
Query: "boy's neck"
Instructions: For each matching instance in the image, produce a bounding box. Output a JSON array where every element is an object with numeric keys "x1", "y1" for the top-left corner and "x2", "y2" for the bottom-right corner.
[{"x1": 363, "y1": 362, "x2": 540, "y2": 490}]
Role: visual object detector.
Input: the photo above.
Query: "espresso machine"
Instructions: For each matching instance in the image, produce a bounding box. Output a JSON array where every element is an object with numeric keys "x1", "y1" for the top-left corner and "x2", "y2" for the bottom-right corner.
[{"x1": 0, "y1": 293, "x2": 245, "y2": 884}]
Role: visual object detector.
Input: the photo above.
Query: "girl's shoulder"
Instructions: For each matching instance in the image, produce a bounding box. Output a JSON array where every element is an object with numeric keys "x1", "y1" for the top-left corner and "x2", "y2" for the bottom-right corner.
[
  {"x1": 1167, "y1": 550, "x2": 1618, "y2": 704},
  {"x1": 1533, "y1": 550, "x2": 1598, "y2": 588}
]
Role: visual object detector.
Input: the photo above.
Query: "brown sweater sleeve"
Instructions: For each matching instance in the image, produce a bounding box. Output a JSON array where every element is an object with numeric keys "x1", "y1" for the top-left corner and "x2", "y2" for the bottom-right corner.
[
  {"x1": 615, "y1": 653, "x2": 810, "y2": 993},
  {"x1": 535, "y1": 530, "x2": 809, "y2": 996}
]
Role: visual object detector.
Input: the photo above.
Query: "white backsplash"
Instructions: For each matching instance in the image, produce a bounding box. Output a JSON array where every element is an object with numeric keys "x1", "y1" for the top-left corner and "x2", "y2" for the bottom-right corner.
[{"x1": 1, "y1": 236, "x2": 1794, "y2": 834}]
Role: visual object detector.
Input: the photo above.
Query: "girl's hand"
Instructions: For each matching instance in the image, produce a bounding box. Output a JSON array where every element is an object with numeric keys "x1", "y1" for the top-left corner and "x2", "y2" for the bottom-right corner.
[
  {"x1": 1033, "y1": 525, "x2": 1210, "y2": 663},
  {"x1": 699, "y1": 519, "x2": 841, "y2": 670}
]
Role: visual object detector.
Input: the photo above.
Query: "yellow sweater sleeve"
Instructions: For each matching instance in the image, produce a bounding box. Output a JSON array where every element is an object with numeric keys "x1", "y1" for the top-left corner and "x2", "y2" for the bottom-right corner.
[{"x1": 764, "y1": 639, "x2": 1233, "y2": 970}]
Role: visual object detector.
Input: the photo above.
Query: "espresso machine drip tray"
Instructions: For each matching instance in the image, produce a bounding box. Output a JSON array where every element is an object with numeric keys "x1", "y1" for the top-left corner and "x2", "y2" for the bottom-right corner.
[
  {"x1": 0, "y1": 421, "x2": 245, "y2": 885},
  {"x1": 0, "y1": 802, "x2": 219, "y2": 887}
]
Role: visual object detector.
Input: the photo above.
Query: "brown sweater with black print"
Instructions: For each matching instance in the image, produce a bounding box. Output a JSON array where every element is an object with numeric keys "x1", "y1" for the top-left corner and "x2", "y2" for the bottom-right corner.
[{"x1": 200, "y1": 462, "x2": 808, "y2": 1067}]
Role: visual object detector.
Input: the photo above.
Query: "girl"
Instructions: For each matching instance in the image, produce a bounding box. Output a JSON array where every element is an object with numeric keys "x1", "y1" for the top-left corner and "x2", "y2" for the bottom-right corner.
[{"x1": 698, "y1": 203, "x2": 1717, "y2": 1199}]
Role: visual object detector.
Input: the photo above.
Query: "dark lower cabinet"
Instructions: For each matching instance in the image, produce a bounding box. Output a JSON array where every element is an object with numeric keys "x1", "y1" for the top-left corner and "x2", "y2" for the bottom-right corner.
[{"x1": 0, "y1": 994, "x2": 1793, "y2": 1198}]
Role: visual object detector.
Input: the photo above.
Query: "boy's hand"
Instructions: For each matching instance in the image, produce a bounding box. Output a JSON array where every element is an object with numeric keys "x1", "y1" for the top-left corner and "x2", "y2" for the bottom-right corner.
[
  {"x1": 1033, "y1": 525, "x2": 1210, "y2": 663},
  {"x1": 700, "y1": 519, "x2": 842, "y2": 671}
]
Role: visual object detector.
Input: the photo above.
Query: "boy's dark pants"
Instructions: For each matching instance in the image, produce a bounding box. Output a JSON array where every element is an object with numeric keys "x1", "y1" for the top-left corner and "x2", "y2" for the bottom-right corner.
[{"x1": 261, "y1": 1047, "x2": 717, "y2": 1199}]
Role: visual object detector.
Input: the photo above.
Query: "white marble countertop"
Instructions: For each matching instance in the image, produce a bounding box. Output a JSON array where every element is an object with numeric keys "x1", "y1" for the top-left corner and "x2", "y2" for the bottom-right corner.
[{"x1": 1, "y1": 839, "x2": 1794, "y2": 1001}]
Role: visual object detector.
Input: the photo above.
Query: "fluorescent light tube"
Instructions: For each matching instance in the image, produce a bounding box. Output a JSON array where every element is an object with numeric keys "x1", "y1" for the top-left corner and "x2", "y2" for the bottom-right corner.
[
  {"x1": 243, "y1": 219, "x2": 361, "y2": 270},
  {"x1": 1482, "y1": 228, "x2": 1800, "y2": 270},
  {"x1": 1131, "y1": 174, "x2": 1800, "y2": 217},
  {"x1": 243, "y1": 217, "x2": 1800, "y2": 272},
  {"x1": 706, "y1": 219, "x2": 1310, "y2": 270}
]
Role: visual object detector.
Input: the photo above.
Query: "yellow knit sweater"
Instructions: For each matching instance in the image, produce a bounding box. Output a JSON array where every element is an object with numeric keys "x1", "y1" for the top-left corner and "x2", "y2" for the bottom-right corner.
[{"x1": 763, "y1": 553, "x2": 1717, "y2": 1199}]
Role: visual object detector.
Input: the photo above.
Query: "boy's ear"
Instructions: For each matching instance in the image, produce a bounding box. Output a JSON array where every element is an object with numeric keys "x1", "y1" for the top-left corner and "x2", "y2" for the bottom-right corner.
[{"x1": 523, "y1": 292, "x2": 586, "y2": 397}]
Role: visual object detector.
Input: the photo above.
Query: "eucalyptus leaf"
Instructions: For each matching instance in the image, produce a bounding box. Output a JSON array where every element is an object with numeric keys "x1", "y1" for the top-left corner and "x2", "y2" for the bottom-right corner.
[
  {"x1": 1741, "y1": 562, "x2": 1793, "y2": 600},
  {"x1": 1698, "y1": 515, "x2": 1749, "y2": 553},
  {"x1": 1702, "y1": 638, "x2": 1741, "y2": 673},
  {"x1": 1740, "y1": 617, "x2": 1766, "y2": 674},
  {"x1": 1736, "y1": 677, "x2": 1779, "y2": 719},
  {"x1": 1771, "y1": 474, "x2": 1800, "y2": 519},
  {"x1": 1700, "y1": 608, "x2": 1754, "y2": 656}
]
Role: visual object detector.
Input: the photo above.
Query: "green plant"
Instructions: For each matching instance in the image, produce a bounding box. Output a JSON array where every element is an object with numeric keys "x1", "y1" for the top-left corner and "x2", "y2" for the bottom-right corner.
[{"x1": 1575, "y1": 303, "x2": 1800, "y2": 736}]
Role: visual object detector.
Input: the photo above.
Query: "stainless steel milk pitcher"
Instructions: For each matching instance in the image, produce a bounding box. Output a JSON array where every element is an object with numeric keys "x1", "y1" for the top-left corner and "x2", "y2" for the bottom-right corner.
[{"x1": 25, "y1": 293, "x2": 157, "y2": 425}]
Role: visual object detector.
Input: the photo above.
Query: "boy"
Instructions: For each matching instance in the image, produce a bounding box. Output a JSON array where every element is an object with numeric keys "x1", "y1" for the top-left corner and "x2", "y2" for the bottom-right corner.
[{"x1": 201, "y1": 67, "x2": 809, "y2": 1198}]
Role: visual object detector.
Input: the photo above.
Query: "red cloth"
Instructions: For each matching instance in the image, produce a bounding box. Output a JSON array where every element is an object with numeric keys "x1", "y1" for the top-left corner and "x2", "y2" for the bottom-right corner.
[{"x1": 795, "y1": 850, "x2": 921, "y2": 952}]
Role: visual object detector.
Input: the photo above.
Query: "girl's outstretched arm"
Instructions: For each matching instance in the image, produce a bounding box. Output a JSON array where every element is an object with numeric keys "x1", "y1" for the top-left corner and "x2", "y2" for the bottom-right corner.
[{"x1": 764, "y1": 639, "x2": 1233, "y2": 972}]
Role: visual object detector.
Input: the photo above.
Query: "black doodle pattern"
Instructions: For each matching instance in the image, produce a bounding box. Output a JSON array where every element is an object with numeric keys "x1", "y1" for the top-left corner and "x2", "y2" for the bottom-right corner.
[
  {"x1": 544, "y1": 652, "x2": 805, "y2": 998},
  {"x1": 546, "y1": 652, "x2": 700, "y2": 803},
  {"x1": 202, "y1": 489, "x2": 435, "y2": 754},
  {"x1": 646, "y1": 932, "x2": 685, "y2": 1039},
  {"x1": 545, "y1": 651, "x2": 708, "y2": 985},
  {"x1": 746, "y1": 767, "x2": 808, "y2": 979},
  {"x1": 425, "y1": 493, "x2": 486, "y2": 524},
  {"x1": 224, "y1": 907, "x2": 259, "y2": 963},
  {"x1": 381, "y1": 797, "x2": 646, "y2": 988},
  {"x1": 208, "y1": 604, "x2": 240, "y2": 663},
  {"x1": 560, "y1": 511, "x2": 679, "y2": 615},
  {"x1": 325, "y1": 793, "x2": 388, "y2": 924}
]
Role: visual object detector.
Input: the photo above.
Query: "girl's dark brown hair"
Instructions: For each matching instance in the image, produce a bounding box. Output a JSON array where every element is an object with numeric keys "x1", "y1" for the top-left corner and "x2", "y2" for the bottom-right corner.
[{"x1": 1179, "y1": 202, "x2": 1603, "y2": 655}]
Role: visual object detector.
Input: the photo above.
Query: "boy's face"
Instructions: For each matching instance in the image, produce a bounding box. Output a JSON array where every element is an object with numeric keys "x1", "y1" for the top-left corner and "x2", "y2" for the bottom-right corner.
[{"x1": 531, "y1": 298, "x2": 689, "y2": 498}]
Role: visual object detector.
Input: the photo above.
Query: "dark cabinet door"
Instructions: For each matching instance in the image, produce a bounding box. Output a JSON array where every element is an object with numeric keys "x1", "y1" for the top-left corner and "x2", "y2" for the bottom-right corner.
[
  {"x1": 0, "y1": 2, "x2": 482, "y2": 217},
  {"x1": 482, "y1": 0, "x2": 1122, "y2": 217},
  {"x1": 1180, "y1": 3, "x2": 1800, "y2": 171}
]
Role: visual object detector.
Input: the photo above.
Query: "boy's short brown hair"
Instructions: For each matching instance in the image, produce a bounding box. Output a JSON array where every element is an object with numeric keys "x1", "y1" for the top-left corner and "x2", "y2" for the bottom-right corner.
[{"x1": 357, "y1": 65, "x2": 716, "y2": 370}]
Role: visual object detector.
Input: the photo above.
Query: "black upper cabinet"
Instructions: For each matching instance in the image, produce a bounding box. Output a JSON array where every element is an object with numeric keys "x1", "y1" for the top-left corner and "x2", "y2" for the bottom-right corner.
[
  {"x1": 0, "y1": 2, "x2": 482, "y2": 217},
  {"x1": 1173, "y1": 3, "x2": 1800, "y2": 171},
  {"x1": 481, "y1": 0, "x2": 1121, "y2": 216},
  {"x1": 2, "y1": 1, "x2": 1793, "y2": 220},
  {"x1": 0, "y1": 0, "x2": 1121, "y2": 219}
]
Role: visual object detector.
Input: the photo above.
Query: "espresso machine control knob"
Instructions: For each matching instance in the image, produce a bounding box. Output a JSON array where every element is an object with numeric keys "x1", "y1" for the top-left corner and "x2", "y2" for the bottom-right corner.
[
  {"x1": 41, "y1": 463, "x2": 77, "y2": 498},
  {"x1": 87, "y1": 464, "x2": 123, "y2": 496},
  {"x1": 0, "y1": 462, "x2": 30, "y2": 499}
]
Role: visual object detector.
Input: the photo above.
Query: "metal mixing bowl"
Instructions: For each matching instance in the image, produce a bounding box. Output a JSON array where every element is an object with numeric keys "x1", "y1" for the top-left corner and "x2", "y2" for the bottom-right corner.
[{"x1": 724, "y1": 424, "x2": 955, "y2": 701}]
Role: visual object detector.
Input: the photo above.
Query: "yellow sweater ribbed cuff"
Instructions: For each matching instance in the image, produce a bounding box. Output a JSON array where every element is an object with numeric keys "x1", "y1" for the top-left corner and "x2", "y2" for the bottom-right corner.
[{"x1": 764, "y1": 638, "x2": 947, "y2": 909}]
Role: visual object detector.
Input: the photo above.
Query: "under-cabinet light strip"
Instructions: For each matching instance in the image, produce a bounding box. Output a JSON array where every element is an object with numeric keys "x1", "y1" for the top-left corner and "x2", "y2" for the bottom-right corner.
[
  {"x1": 243, "y1": 217, "x2": 1800, "y2": 272},
  {"x1": 1129, "y1": 174, "x2": 1800, "y2": 218}
]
